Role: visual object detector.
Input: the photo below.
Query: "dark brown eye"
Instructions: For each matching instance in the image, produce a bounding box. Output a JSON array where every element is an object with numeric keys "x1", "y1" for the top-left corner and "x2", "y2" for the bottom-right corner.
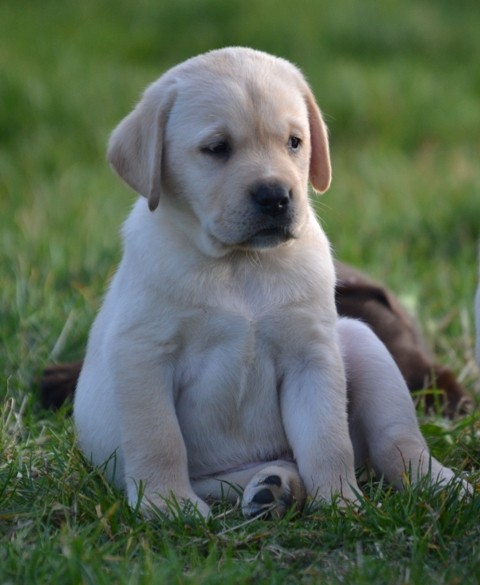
[
  {"x1": 201, "y1": 140, "x2": 231, "y2": 159},
  {"x1": 288, "y1": 136, "x2": 302, "y2": 153}
]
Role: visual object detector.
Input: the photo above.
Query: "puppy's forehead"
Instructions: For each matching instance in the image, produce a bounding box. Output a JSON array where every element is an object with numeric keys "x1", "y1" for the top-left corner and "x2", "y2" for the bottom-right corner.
[{"x1": 170, "y1": 54, "x2": 309, "y2": 132}]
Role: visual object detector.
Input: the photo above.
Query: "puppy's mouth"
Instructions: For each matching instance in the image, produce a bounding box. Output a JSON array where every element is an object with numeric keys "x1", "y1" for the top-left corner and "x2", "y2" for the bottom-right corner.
[{"x1": 238, "y1": 226, "x2": 296, "y2": 250}]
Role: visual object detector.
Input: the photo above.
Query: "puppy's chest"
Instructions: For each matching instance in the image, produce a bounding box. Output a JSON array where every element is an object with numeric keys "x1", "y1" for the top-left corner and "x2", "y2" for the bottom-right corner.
[
  {"x1": 172, "y1": 263, "x2": 323, "y2": 416},
  {"x1": 174, "y1": 305, "x2": 287, "y2": 448},
  {"x1": 176, "y1": 305, "x2": 281, "y2": 405}
]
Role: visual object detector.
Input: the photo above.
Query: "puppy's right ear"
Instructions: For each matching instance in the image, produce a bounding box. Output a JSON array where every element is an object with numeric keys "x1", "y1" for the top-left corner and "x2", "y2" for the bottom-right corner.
[{"x1": 107, "y1": 78, "x2": 176, "y2": 211}]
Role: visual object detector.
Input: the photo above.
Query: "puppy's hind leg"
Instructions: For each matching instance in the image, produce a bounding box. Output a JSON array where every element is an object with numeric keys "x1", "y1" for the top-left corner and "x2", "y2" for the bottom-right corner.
[
  {"x1": 337, "y1": 318, "x2": 470, "y2": 496},
  {"x1": 192, "y1": 460, "x2": 306, "y2": 518}
]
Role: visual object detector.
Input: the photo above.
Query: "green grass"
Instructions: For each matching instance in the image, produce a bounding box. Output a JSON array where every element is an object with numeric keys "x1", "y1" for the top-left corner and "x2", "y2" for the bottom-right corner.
[{"x1": 1, "y1": 0, "x2": 479, "y2": 583}]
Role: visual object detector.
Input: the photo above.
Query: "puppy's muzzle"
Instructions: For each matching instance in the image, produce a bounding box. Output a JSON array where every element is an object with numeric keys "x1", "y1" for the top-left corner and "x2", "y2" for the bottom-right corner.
[
  {"x1": 250, "y1": 182, "x2": 292, "y2": 218},
  {"x1": 236, "y1": 181, "x2": 298, "y2": 249}
]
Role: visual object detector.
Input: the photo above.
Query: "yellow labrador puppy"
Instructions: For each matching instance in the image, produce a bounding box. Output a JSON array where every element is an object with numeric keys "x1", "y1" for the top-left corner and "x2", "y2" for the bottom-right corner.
[{"x1": 74, "y1": 47, "x2": 466, "y2": 519}]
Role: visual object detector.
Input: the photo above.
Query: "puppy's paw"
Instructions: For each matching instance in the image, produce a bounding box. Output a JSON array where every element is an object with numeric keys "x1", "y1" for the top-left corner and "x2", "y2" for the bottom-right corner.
[
  {"x1": 241, "y1": 465, "x2": 306, "y2": 519},
  {"x1": 429, "y1": 466, "x2": 473, "y2": 499}
]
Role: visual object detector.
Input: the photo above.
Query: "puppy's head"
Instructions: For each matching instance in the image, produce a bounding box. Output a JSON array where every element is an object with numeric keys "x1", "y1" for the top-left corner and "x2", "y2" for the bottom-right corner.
[{"x1": 108, "y1": 47, "x2": 331, "y2": 254}]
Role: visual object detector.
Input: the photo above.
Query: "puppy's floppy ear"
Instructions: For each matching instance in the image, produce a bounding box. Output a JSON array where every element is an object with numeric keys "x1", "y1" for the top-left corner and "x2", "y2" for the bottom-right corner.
[
  {"x1": 303, "y1": 89, "x2": 332, "y2": 194},
  {"x1": 107, "y1": 78, "x2": 176, "y2": 211}
]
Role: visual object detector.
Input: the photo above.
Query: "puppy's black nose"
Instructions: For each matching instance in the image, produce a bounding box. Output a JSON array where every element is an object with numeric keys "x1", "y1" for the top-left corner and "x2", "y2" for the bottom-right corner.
[{"x1": 251, "y1": 183, "x2": 291, "y2": 217}]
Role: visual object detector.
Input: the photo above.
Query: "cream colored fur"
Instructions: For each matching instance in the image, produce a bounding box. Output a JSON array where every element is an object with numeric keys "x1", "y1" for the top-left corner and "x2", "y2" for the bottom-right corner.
[{"x1": 74, "y1": 48, "x2": 468, "y2": 518}]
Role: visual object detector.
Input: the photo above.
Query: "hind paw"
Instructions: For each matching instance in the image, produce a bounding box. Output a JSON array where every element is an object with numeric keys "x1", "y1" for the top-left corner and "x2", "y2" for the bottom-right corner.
[{"x1": 241, "y1": 465, "x2": 306, "y2": 518}]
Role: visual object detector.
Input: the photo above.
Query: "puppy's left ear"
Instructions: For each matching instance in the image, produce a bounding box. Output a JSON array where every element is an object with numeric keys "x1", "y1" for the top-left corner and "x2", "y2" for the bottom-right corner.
[
  {"x1": 304, "y1": 90, "x2": 332, "y2": 194},
  {"x1": 108, "y1": 77, "x2": 176, "y2": 211}
]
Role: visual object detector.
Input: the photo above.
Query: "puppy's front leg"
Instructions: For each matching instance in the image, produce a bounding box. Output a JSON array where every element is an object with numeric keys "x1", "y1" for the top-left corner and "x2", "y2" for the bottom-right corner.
[
  {"x1": 280, "y1": 346, "x2": 359, "y2": 505},
  {"x1": 114, "y1": 356, "x2": 210, "y2": 518}
]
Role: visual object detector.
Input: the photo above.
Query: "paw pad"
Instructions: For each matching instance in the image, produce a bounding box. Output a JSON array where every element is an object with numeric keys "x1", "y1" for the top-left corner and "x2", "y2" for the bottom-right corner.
[
  {"x1": 251, "y1": 487, "x2": 276, "y2": 506},
  {"x1": 262, "y1": 475, "x2": 282, "y2": 487},
  {"x1": 242, "y1": 472, "x2": 293, "y2": 518}
]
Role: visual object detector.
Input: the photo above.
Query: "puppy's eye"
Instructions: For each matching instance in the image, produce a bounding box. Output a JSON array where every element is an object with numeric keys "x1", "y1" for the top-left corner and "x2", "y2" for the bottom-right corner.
[
  {"x1": 201, "y1": 141, "x2": 231, "y2": 159},
  {"x1": 288, "y1": 136, "x2": 302, "y2": 153}
]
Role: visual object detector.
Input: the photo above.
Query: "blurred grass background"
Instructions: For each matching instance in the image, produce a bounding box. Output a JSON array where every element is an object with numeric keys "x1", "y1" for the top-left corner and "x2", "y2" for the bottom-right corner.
[
  {"x1": 1, "y1": 2, "x2": 480, "y2": 582},
  {"x1": 1, "y1": 0, "x2": 479, "y2": 397}
]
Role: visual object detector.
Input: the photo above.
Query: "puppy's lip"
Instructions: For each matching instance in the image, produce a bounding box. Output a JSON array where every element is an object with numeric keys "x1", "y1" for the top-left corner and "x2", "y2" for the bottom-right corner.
[
  {"x1": 238, "y1": 226, "x2": 296, "y2": 249},
  {"x1": 255, "y1": 226, "x2": 292, "y2": 238}
]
